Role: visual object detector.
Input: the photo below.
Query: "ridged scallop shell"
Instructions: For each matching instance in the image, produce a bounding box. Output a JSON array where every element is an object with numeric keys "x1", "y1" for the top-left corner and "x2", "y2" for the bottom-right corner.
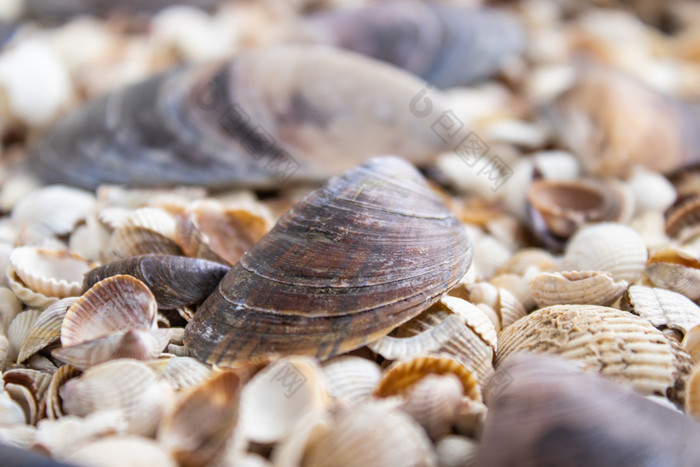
[
  {"x1": 7, "y1": 264, "x2": 59, "y2": 309},
  {"x1": 60, "y1": 275, "x2": 157, "y2": 347},
  {"x1": 60, "y1": 359, "x2": 174, "y2": 436},
  {"x1": 147, "y1": 356, "x2": 212, "y2": 391},
  {"x1": 399, "y1": 373, "x2": 465, "y2": 440},
  {"x1": 496, "y1": 305, "x2": 692, "y2": 403},
  {"x1": 375, "y1": 355, "x2": 481, "y2": 403},
  {"x1": 0, "y1": 286, "x2": 22, "y2": 335},
  {"x1": 645, "y1": 248, "x2": 700, "y2": 301},
  {"x1": 185, "y1": 157, "x2": 471, "y2": 366},
  {"x1": 122, "y1": 207, "x2": 178, "y2": 239},
  {"x1": 239, "y1": 357, "x2": 330, "y2": 445},
  {"x1": 562, "y1": 223, "x2": 648, "y2": 283},
  {"x1": 369, "y1": 296, "x2": 495, "y2": 386},
  {"x1": 45, "y1": 364, "x2": 81, "y2": 420},
  {"x1": 300, "y1": 401, "x2": 437, "y2": 467},
  {"x1": 626, "y1": 285, "x2": 700, "y2": 336},
  {"x1": 10, "y1": 185, "x2": 95, "y2": 237},
  {"x1": 10, "y1": 247, "x2": 95, "y2": 298},
  {"x1": 18, "y1": 297, "x2": 77, "y2": 363},
  {"x1": 530, "y1": 271, "x2": 628, "y2": 307},
  {"x1": 321, "y1": 356, "x2": 382, "y2": 406},
  {"x1": 107, "y1": 226, "x2": 183, "y2": 261},
  {"x1": 7, "y1": 309, "x2": 40, "y2": 363},
  {"x1": 175, "y1": 199, "x2": 271, "y2": 266},
  {"x1": 158, "y1": 371, "x2": 241, "y2": 467},
  {"x1": 665, "y1": 193, "x2": 700, "y2": 238}
]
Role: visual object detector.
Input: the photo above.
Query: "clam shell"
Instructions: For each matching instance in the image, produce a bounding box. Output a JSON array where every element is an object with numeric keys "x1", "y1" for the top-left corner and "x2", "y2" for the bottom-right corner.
[
  {"x1": 562, "y1": 222, "x2": 648, "y2": 283},
  {"x1": 321, "y1": 356, "x2": 382, "y2": 406},
  {"x1": 7, "y1": 309, "x2": 40, "y2": 363},
  {"x1": 645, "y1": 248, "x2": 700, "y2": 301},
  {"x1": 158, "y1": 371, "x2": 241, "y2": 467},
  {"x1": 18, "y1": 297, "x2": 77, "y2": 363},
  {"x1": 44, "y1": 364, "x2": 81, "y2": 420},
  {"x1": 530, "y1": 270, "x2": 628, "y2": 307},
  {"x1": 375, "y1": 355, "x2": 481, "y2": 402},
  {"x1": 301, "y1": 401, "x2": 437, "y2": 467},
  {"x1": 496, "y1": 305, "x2": 692, "y2": 403},
  {"x1": 7, "y1": 264, "x2": 59, "y2": 309},
  {"x1": 10, "y1": 247, "x2": 95, "y2": 299},
  {"x1": 185, "y1": 157, "x2": 471, "y2": 366},
  {"x1": 626, "y1": 285, "x2": 700, "y2": 336},
  {"x1": 239, "y1": 357, "x2": 330, "y2": 445},
  {"x1": 60, "y1": 275, "x2": 157, "y2": 347},
  {"x1": 175, "y1": 199, "x2": 271, "y2": 266},
  {"x1": 60, "y1": 359, "x2": 174, "y2": 436}
]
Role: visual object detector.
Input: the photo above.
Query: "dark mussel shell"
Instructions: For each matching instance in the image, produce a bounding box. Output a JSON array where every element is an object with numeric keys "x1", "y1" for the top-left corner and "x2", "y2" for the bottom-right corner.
[
  {"x1": 29, "y1": 45, "x2": 452, "y2": 190},
  {"x1": 184, "y1": 156, "x2": 472, "y2": 366},
  {"x1": 295, "y1": 0, "x2": 524, "y2": 88},
  {"x1": 83, "y1": 254, "x2": 229, "y2": 310}
]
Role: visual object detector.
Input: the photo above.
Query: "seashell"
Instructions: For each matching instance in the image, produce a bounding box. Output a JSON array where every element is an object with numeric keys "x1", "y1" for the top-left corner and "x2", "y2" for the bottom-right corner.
[
  {"x1": 463, "y1": 282, "x2": 527, "y2": 329},
  {"x1": 0, "y1": 425, "x2": 37, "y2": 450},
  {"x1": 66, "y1": 436, "x2": 178, "y2": 467},
  {"x1": 3, "y1": 368, "x2": 51, "y2": 424},
  {"x1": 10, "y1": 185, "x2": 95, "y2": 238},
  {"x1": 83, "y1": 255, "x2": 229, "y2": 310},
  {"x1": 562, "y1": 222, "x2": 648, "y2": 283},
  {"x1": 45, "y1": 364, "x2": 81, "y2": 420},
  {"x1": 496, "y1": 305, "x2": 692, "y2": 404},
  {"x1": 184, "y1": 157, "x2": 471, "y2": 366},
  {"x1": 0, "y1": 389, "x2": 27, "y2": 424},
  {"x1": 369, "y1": 296, "x2": 495, "y2": 386},
  {"x1": 5, "y1": 382, "x2": 38, "y2": 425},
  {"x1": 147, "y1": 356, "x2": 212, "y2": 391},
  {"x1": 29, "y1": 46, "x2": 453, "y2": 190},
  {"x1": 375, "y1": 355, "x2": 481, "y2": 403},
  {"x1": 239, "y1": 357, "x2": 330, "y2": 445},
  {"x1": 665, "y1": 193, "x2": 700, "y2": 239},
  {"x1": 6, "y1": 265, "x2": 58, "y2": 309},
  {"x1": 645, "y1": 248, "x2": 700, "y2": 301},
  {"x1": 175, "y1": 199, "x2": 271, "y2": 266},
  {"x1": 96, "y1": 207, "x2": 132, "y2": 232},
  {"x1": 471, "y1": 234, "x2": 512, "y2": 281},
  {"x1": 496, "y1": 248, "x2": 560, "y2": 276},
  {"x1": 10, "y1": 247, "x2": 93, "y2": 299},
  {"x1": 60, "y1": 275, "x2": 157, "y2": 347},
  {"x1": 122, "y1": 207, "x2": 178, "y2": 239},
  {"x1": 685, "y1": 364, "x2": 700, "y2": 420},
  {"x1": 7, "y1": 309, "x2": 40, "y2": 362},
  {"x1": 18, "y1": 297, "x2": 77, "y2": 363},
  {"x1": 60, "y1": 359, "x2": 174, "y2": 436},
  {"x1": 453, "y1": 397, "x2": 488, "y2": 438},
  {"x1": 165, "y1": 343, "x2": 194, "y2": 357},
  {"x1": 158, "y1": 371, "x2": 241, "y2": 467},
  {"x1": 626, "y1": 166, "x2": 676, "y2": 214},
  {"x1": 321, "y1": 356, "x2": 382, "y2": 406},
  {"x1": 107, "y1": 226, "x2": 184, "y2": 261},
  {"x1": 626, "y1": 285, "x2": 700, "y2": 336},
  {"x1": 0, "y1": 285, "x2": 22, "y2": 334},
  {"x1": 683, "y1": 324, "x2": 700, "y2": 364},
  {"x1": 294, "y1": 2, "x2": 523, "y2": 88},
  {"x1": 435, "y1": 435, "x2": 478, "y2": 467},
  {"x1": 526, "y1": 178, "x2": 632, "y2": 249},
  {"x1": 548, "y1": 66, "x2": 700, "y2": 178},
  {"x1": 25, "y1": 354, "x2": 56, "y2": 373},
  {"x1": 53, "y1": 328, "x2": 173, "y2": 370},
  {"x1": 300, "y1": 401, "x2": 437, "y2": 467},
  {"x1": 477, "y1": 354, "x2": 700, "y2": 466},
  {"x1": 399, "y1": 373, "x2": 464, "y2": 440},
  {"x1": 0, "y1": 335, "x2": 8, "y2": 370},
  {"x1": 530, "y1": 270, "x2": 628, "y2": 308}
]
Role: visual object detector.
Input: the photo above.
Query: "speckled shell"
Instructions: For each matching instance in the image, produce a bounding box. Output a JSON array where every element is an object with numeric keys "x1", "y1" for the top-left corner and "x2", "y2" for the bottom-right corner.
[
  {"x1": 184, "y1": 157, "x2": 471, "y2": 366},
  {"x1": 530, "y1": 271, "x2": 628, "y2": 308},
  {"x1": 29, "y1": 46, "x2": 452, "y2": 190},
  {"x1": 496, "y1": 305, "x2": 691, "y2": 404}
]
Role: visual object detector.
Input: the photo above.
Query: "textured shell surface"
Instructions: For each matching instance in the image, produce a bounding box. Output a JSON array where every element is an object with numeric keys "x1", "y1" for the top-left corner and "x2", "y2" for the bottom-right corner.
[
  {"x1": 10, "y1": 185, "x2": 95, "y2": 237},
  {"x1": 496, "y1": 305, "x2": 692, "y2": 403},
  {"x1": 645, "y1": 248, "x2": 700, "y2": 301},
  {"x1": 184, "y1": 157, "x2": 471, "y2": 366},
  {"x1": 10, "y1": 247, "x2": 94, "y2": 299},
  {"x1": 627, "y1": 285, "x2": 700, "y2": 336},
  {"x1": 321, "y1": 356, "x2": 382, "y2": 406},
  {"x1": 18, "y1": 297, "x2": 76, "y2": 362},
  {"x1": 530, "y1": 270, "x2": 628, "y2": 308}
]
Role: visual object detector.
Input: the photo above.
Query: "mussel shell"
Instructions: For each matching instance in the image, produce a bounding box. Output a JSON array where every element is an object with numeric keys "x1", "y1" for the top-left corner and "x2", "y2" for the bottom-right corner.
[
  {"x1": 184, "y1": 156, "x2": 471, "y2": 366},
  {"x1": 83, "y1": 255, "x2": 230, "y2": 310},
  {"x1": 29, "y1": 45, "x2": 451, "y2": 190}
]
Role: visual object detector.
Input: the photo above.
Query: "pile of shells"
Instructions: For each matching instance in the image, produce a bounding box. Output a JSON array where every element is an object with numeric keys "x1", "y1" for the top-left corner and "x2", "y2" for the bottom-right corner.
[{"x1": 2, "y1": 0, "x2": 700, "y2": 466}]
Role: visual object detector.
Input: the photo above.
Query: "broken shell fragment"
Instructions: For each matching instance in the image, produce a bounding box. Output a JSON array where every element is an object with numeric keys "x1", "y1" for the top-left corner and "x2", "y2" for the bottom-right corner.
[
  {"x1": 83, "y1": 255, "x2": 230, "y2": 310},
  {"x1": 530, "y1": 270, "x2": 628, "y2": 308},
  {"x1": 645, "y1": 248, "x2": 700, "y2": 301},
  {"x1": 184, "y1": 157, "x2": 471, "y2": 366}
]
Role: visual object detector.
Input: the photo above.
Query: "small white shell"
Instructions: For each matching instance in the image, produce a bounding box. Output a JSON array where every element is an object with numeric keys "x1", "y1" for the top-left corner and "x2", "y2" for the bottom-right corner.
[
  {"x1": 321, "y1": 356, "x2": 382, "y2": 406},
  {"x1": 7, "y1": 309, "x2": 40, "y2": 362},
  {"x1": 11, "y1": 185, "x2": 95, "y2": 237},
  {"x1": 0, "y1": 285, "x2": 22, "y2": 334},
  {"x1": 530, "y1": 270, "x2": 628, "y2": 307},
  {"x1": 627, "y1": 285, "x2": 700, "y2": 335},
  {"x1": 10, "y1": 247, "x2": 94, "y2": 298},
  {"x1": 6, "y1": 264, "x2": 58, "y2": 309}
]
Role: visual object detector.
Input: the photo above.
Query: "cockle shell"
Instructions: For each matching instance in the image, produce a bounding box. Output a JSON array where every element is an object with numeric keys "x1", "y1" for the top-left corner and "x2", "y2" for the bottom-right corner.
[
  {"x1": 10, "y1": 247, "x2": 94, "y2": 298},
  {"x1": 399, "y1": 373, "x2": 465, "y2": 440},
  {"x1": 6, "y1": 264, "x2": 58, "y2": 309},
  {"x1": 3, "y1": 368, "x2": 52, "y2": 424},
  {"x1": 295, "y1": 1, "x2": 523, "y2": 88},
  {"x1": 184, "y1": 157, "x2": 471, "y2": 366},
  {"x1": 530, "y1": 270, "x2": 628, "y2": 307},
  {"x1": 496, "y1": 305, "x2": 692, "y2": 403},
  {"x1": 321, "y1": 356, "x2": 382, "y2": 406},
  {"x1": 645, "y1": 248, "x2": 700, "y2": 301},
  {"x1": 45, "y1": 364, "x2": 80, "y2": 420},
  {"x1": 107, "y1": 226, "x2": 183, "y2": 261},
  {"x1": 147, "y1": 356, "x2": 212, "y2": 391},
  {"x1": 60, "y1": 359, "x2": 174, "y2": 436},
  {"x1": 0, "y1": 286, "x2": 22, "y2": 335},
  {"x1": 158, "y1": 371, "x2": 241, "y2": 467},
  {"x1": 83, "y1": 255, "x2": 230, "y2": 310},
  {"x1": 18, "y1": 297, "x2": 77, "y2": 363},
  {"x1": 7, "y1": 309, "x2": 40, "y2": 362},
  {"x1": 666, "y1": 193, "x2": 700, "y2": 239},
  {"x1": 10, "y1": 185, "x2": 95, "y2": 238},
  {"x1": 562, "y1": 222, "x2": 648, "y2": 283},
  {"x1": 477, "y1": 354, "x2": 700, "y2": 466},
  {"x1": 461, "y1": 282, "x2": 527, "y2": 329},
  {"x1": 29, "y1": 46, "x2": 453, "y2": 190},
  {"x1": 626, "y1": 285, "x2": 700, "y2": 336},
  {"x1": 122, "y1": 207, "x2": 178, "y2": 239}
]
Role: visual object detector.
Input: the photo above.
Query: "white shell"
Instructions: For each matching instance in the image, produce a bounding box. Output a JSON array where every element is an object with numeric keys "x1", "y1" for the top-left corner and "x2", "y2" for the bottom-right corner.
[
  {"x1": 11, "y1": 185, "x2": 95, "y2": 237},
  {"x1": 7, "y1": 309, "x2": 40, "y2": 362},
  {"x1": 321, "y1": 356, "x2": 382, "y2": 406},
  {"x1": 530, "y1": 270, "x2": 628, "y2": 307},
  {"x1": 627, "y1": 285, "x2": 700, "y2": 335},
  {"x1": 10, "y1": 247, "x2": 93, "y2": 299}
]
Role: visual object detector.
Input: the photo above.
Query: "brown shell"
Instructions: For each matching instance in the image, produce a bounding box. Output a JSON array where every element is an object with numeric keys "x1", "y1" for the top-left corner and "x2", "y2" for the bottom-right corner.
[
  {"x1": 184, "y1": 157, "x2": 471, "y2": 366},
  {"x1": 665, "y1": 194, "x2": 700, "y2": 238}
]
